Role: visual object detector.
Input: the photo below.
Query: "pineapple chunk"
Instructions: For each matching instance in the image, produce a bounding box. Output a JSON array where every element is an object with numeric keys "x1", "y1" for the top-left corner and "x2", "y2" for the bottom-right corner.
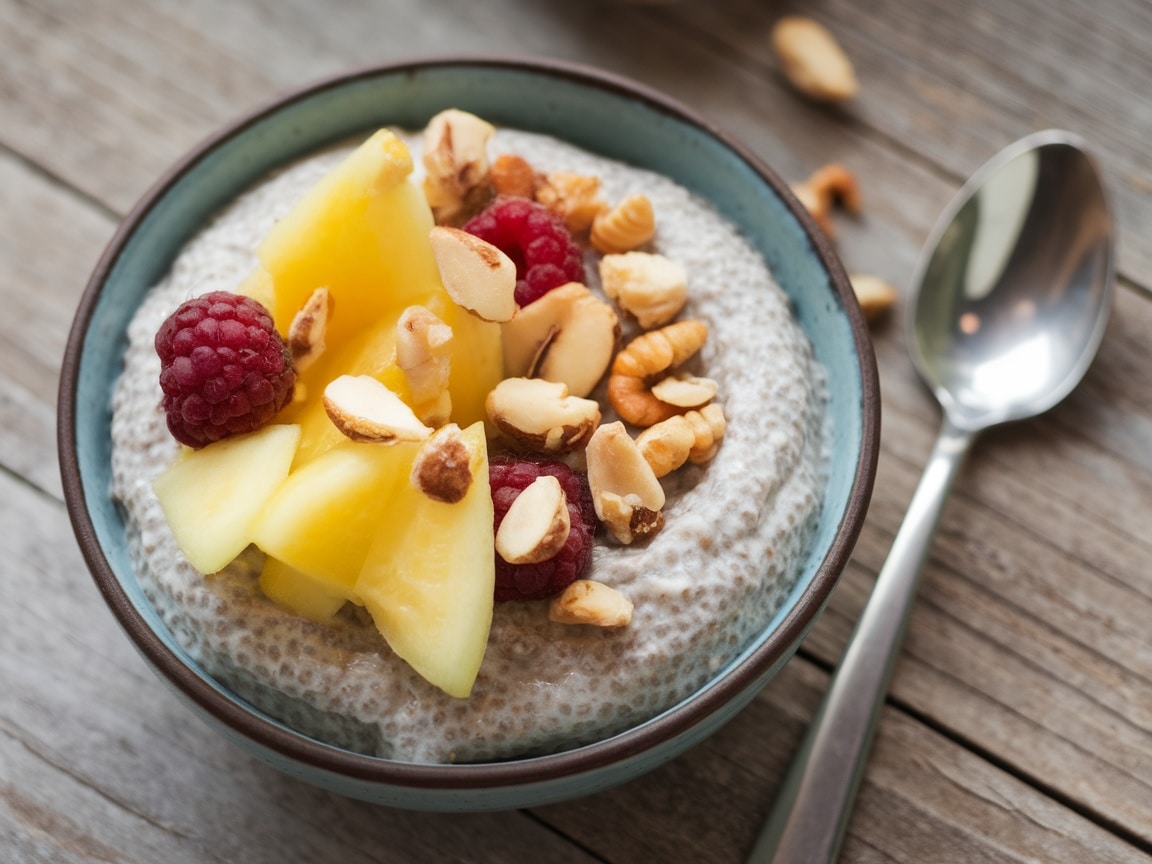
[
  {"x1": 152, "y1": 424, "x2": 301, "y2": 574},
  {"x1": 257, "y1": 128, "x2": 444, "y2": 347},
  {"x1": 259, "y1": 555, "x2": 347, "y2": 623},
  {"x1": 354, "y1": 422, "x2": 495, "y2": 698},
  {"x1": 250, "y1": 438, "x2": 421, "y2": 598}
]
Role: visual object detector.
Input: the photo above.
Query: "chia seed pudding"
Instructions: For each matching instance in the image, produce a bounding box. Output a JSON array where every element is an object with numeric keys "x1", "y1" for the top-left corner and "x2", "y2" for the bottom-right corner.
[{"x1": 110, "y1": 127, "x2": 830, "y2": 764}]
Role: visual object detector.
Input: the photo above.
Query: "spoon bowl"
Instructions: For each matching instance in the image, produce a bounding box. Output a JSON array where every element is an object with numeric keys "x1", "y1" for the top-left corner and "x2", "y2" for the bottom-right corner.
[
  {"x1": 910, "y1": 130, "x2": 1113, "y2": 432},
  {"x1": 751, "y1": 130, "x2": 1113, "y2": 863}
]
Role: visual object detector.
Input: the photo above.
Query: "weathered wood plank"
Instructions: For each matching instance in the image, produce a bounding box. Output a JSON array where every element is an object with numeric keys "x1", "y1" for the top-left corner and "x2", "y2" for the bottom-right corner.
[
  {"x1": 535, "y1": 657, "x2": 1150, "y2": 863},
  {"x1": 793, "y1": 282, "x2": 1152, "y2": 847},
  {"x1": 0, "y1": 150, "x2": 115, "y2": 497},
  {"x1": 669, "y1": 0, "x2": 1152, "y2": 286}
]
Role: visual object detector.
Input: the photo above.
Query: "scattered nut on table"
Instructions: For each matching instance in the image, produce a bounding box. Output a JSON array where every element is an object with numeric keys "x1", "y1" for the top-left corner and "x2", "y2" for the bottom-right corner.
[
  {"x1": 792, "y1": 163, "x2": 860, "y2": 238},
  {"x1": 771, "y1": 15, "x2": 859, "y2": 103},
  {"x1": 850, "y1": 274, "x2": 898, "y2": 322}
]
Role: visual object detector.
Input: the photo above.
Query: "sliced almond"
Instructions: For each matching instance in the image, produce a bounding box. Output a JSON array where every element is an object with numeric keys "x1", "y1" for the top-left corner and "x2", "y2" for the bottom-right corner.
[
  {"x1": 495, "y1": 475, "x2": 571, "y2": 564},
  {"x1": 501, "y1": 283, "x2": 619, "y2": 398},
  {"x1": 410, "y1": 424, "x2": 473, "y2": 503},
  {"x1": 288, "y1": 287, "x2": 331, "y2": 371},
  {"x1": 429, "y1": 226, "x2": 518, "y2": 322},
  {"x1": 323, "y1": 375, "x2": 432, "y2": 444},
  {"x1": 586, "y1": 422, "x2": 665, "y2": 545},
  {"x1": 486, "y1": 377, "x2": 600, "y2": 454},
  {"x1": 650, "y1": 373, "x2": 718, "y2": 409},
  {"x1": 548, "y1": 579, "x2": 634, "y2": 627}
]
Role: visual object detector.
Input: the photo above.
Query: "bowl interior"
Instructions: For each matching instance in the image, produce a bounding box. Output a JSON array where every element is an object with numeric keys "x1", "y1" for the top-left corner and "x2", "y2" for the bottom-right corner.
[{"x1": 62, "y1": 57, "x2": 877, "y2": 794}]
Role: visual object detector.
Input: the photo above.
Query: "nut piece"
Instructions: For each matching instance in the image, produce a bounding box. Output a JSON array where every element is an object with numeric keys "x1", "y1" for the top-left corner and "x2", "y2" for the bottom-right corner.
[
  {"x1": 501, "y1": 282, "x2": 620, "y2": 398},
  {"x1": 323, "y1": 375, "x2": 433, "y2": 444},
  {"x1": 410, "y1": 423, "x2": 474, "y2": 503},
  {"x1": 793, "y1": 163, "x2": 860, "y2": 238},
  {"x1": 586, "y1": 422, "x2": 666, "y2": 544},
  {"x1": 495, "y1": 475, "x2": 571, "y2": 564},
  {"x1": 599, "y1": 252, "x2": 688, "y2": 329},
  {"x1": 650, "y1": 373, "x2": 718, "y2": 409},
  {"x1": 421, "y1": 109, "x2": 495, "y2": 225},
  {"x1": 685, "y1": 403, "x2": 727, "y2": 463},
  {"x1": 490, "y1": 153, "x2": 540, "y2": 199},
  {"x1": 429, "y1": 226, "x2": 518, "y2": 322},
  {"x1": 635, "y1": 414, "x2": 695, "y2": 477},
  {"x1": 548, "y1": 579, "x2": 634, "y2": 627},
  {"x1": 771, "y1": 16, "x2": 859, "y2": 103},
  {"x1": 486, "y1": 377, "x2": 601, "y2": 454},
  {"x1": 591, "y1": 194, "x2": 656, "y2": 254},
  {"x1": 287, "y1": 287, "x2": 331, "y2": 371},
  {"x1": 850, "y1": 274, "x2": 898, "y2": 322},
  {"x1": 535, "y1": 171, "x2": 608, "y2": 234},
  {"x1": 607, "y1": 319, "x2": 709, "y2": 427},
  {"x1": 636, "y1": 404, "x2": 727, "y2": 476},
  {"x1": 396, "y1": 305, "x2": 454, "y2": 426}
]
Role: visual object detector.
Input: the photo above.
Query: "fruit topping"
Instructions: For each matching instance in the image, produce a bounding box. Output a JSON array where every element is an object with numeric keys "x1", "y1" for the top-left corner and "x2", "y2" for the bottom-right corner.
[
  {"x1": 154, "y1": 291, "x2": 296, "y2": 449},
  {"x1": 353, "y1": 421, "x2": 495, "y2": 699},
  {"x1": 152, "y1": 423, "x2": 301, "y2": 574},
  {"x1": 489, "y1": 455, "x2": 597, "y2": 601},
  {"x1": 461, "y1": 197, "x2": 585, "y2": 306}
]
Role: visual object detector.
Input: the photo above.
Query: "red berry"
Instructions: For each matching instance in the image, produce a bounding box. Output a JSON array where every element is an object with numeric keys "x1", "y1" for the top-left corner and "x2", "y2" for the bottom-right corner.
[
  {"x1": 489, "y1": 455, "x2": 597, "y2": 602},
  {"x1": 154, "y1": 291, "x2": 295, "y2": 449},
  {"x1": 462, "y1": 197, "x2": 585, "y2": 306}
]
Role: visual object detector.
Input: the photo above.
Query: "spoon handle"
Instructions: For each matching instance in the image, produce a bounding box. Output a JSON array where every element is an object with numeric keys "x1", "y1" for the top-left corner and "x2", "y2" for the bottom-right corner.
[{"x1": 747, "y1": 415, "x2": 974, "y2": 864}]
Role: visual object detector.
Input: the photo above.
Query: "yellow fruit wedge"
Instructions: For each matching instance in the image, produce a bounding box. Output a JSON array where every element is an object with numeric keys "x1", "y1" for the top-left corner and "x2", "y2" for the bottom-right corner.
[
  {"x1": 354, "y1": 422, "x2": 495, "y2": 698},
  {"x1": 257, "y1": 129, "x2": 444, "y2": 347},
  {"x1": 250, "y1": 438, "x2": 421, "y2": 599},
  {"x1": 259, "y1": 555, "x2": 348, "y2": 623},
  {"x1": 152, "y1": 424, "x2": 301, "y2": 574}
]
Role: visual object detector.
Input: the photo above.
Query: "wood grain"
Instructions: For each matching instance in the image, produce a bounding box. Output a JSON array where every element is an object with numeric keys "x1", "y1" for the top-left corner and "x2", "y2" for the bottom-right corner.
[{"x1": 2, "y1": 0, "x2": 1151, "y2": 860}]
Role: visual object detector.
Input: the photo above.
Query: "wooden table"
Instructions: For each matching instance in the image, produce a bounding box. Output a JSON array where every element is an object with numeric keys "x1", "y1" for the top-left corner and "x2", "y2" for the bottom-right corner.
[{"x1": 4, "y1": 1, "x2": 1151, "y2": 861}]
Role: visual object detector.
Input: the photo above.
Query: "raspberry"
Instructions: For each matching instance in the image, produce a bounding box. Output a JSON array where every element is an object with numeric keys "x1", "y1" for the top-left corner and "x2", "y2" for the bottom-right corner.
[
  {"x1": 489, "y1": 454, "x2": 598, "y2": 602},
  {"x1": 462, "y1": 197, "x2": 585, "y2": 306},
  {"x1": 154, "y1": 291, "x2": 296, "y2": 449}
]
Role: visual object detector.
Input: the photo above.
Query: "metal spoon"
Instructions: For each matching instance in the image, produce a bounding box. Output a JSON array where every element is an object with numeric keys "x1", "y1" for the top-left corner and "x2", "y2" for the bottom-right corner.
[{"x1": 748, "y1": 130, "x2": 1114, "y2": 863}]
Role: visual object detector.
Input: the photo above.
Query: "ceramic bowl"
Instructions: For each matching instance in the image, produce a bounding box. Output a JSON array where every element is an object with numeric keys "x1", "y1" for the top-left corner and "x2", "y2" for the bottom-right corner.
[{"x1": 58, "y1": 56, "x2": 879, "y2": 811}]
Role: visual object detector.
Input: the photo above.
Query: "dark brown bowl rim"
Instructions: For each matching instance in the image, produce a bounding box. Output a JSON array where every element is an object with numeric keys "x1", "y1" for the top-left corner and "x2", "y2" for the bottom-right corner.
[{"x1": 58, "y1": 54, "x2": 880, "y2": 792}]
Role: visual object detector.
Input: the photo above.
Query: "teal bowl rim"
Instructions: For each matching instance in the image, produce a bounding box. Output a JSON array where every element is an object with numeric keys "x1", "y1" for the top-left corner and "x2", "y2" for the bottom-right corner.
[{"x1": 58, "y1": 55, "x2": 879, "y2": 794}]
